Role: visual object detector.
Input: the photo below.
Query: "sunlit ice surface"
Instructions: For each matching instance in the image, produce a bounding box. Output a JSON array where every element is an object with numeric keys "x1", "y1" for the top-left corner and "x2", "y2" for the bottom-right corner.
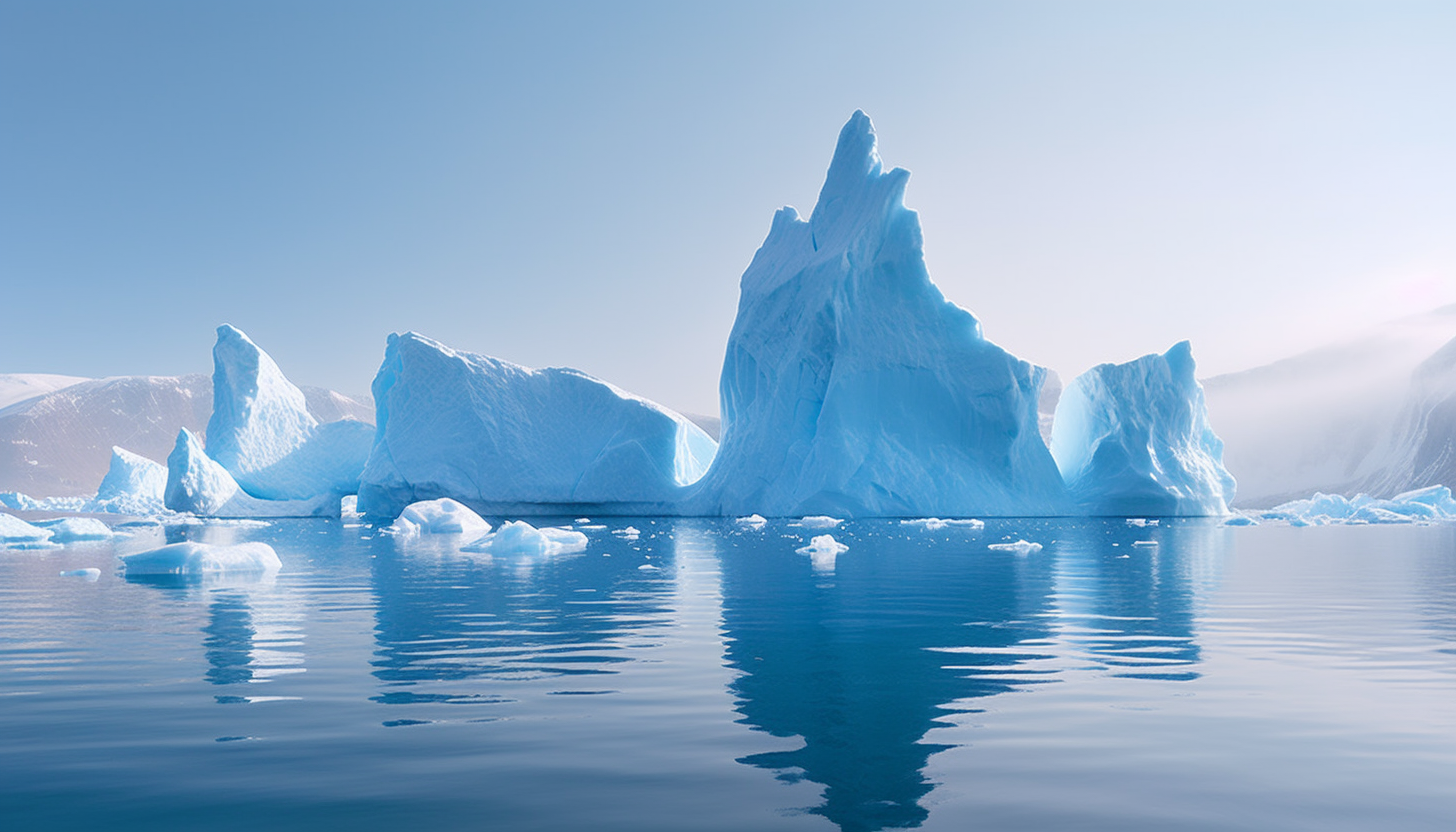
[{"x1": 0, "y1": 517, "x2": 1452, "y2": 831}]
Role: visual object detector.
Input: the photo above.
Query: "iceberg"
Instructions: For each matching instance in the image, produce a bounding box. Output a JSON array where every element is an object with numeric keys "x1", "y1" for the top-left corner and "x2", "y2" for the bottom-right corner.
[
  {"x1": 385, "y1": 498, "x2": 492, "y2": 537},
  {"x1": 796, "y1": 533, "x2": 847, "y2": 572},
  {"x1": 91, "y1": 446, "x2": 168, "y2": 515},
  {"x1": 120, "y1": 541, "x2": 281, "y2": 576},
  {"x1": 34, "y1": 517, "x2": 113, "y2": 542},
  {"x1": 1264, "y1": 485, "x2": 1456, "y2": 525},
  {"x1": 1, "y1": 512, "x2": 54, "y2": 547},
  {"x1": 734, "y1": 514, "x2": 768, "y2": 530},
  {"x1": 686, "y1": 111, "x2": 1067, "y2": 518},
  {"x1": 987, "y1": 539, "x2": 1043, "y2": 555},
  {"x1": 357, "y1": 332, "x2": 716, "y2": 518},
  {"x1": 1050, "y1": 341, "x2": 1235, "y2": 516},
  {"x1": 165, "y1": 429, "x2": 339, "y2": 517},
  {"x1": 205, "y1": 325, "x2": 373, "y2": 501},
  {"x1": 461, "y1": 521, "x2": 588, "y2": 556}
]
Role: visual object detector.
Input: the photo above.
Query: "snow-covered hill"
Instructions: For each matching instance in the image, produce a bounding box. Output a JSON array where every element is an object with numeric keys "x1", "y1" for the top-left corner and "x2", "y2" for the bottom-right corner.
[{"x1": 0, "y1": 374, "x2": 90, "y2": 411}]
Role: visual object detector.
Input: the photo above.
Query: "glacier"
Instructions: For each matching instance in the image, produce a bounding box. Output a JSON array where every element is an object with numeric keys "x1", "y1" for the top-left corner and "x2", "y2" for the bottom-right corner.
[
  {"x1": 1050, "y1": 341, "x2": 1235, "y2": 516},
  {"x1": 357, "y1": 332, "x2": 717, "y2": 519},
  {"x1": 165, "y1": 429, "x2": 339, "y2": 518},
  {"x1": 205, "y1": 325, "x2": 373, "y2": 501},
  {"x1": 684, "y1": 111, "x2": 1067, "y2": 518}
]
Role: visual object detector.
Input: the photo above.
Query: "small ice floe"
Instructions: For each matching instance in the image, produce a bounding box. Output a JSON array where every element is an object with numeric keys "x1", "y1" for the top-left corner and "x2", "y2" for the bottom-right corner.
[
  {"x1": 120, "y1": 542, "x2": 281, "y2": 576},
  {"x1": 574, "y1": 518, "x2": 591, "y2": 524},
  {"x1": 1125, "y1": 518, "x2": 1159, "y2": 527},
  {"x1": 988, "y1": 540, "x2": 1043, "y2": 555},
  {"x1": 900, "y1": 518, "x2": 984, "y2": 531},
  {"x1": 796, "y1": 534, "x2": 848, "y2": 571},
  {"x1": 1131, "y1": 540, "x2": 1159, "y2": 548},
  {"x1": 637, "y1": 563, "x2": 659, "y2": 571},
  {"x1": 36, "y1": 517, "x2": 115, "y2": 542},
  {"x1": 613, "y1": 526, "x2": 641, "y2": 541},
  {"x1": 461, "y1": 521, "x2": 587, "y2": 556},
  {"x1": 59, "y1": 568, "x2": 102, "y2": 580},
  {"x1": 384, "y1": 498, "x2": 491, "y2": 537},
  {"x1": 1, "y1": 513, "x2": 56, "y2": 548},
  {"x1": 796, "y1": 515, "x2": 843, "y2": 529},
  {"x1": 1223, "y1": 515, "x2": 1258, "y2": 526},
  {"x1": 735, "y1": 514, "x2": 768, "y2": 530}
]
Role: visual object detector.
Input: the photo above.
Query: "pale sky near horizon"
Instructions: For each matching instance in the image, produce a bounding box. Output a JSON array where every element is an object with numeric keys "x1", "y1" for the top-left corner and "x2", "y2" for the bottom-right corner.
[{"x1": 3, "y1": 1, "x2": 1455, "y2": 414}]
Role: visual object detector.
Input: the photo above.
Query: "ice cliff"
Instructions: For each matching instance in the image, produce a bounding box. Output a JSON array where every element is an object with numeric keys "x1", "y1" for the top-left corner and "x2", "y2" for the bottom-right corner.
[
  {"x1": 1050, "y1": 341, "x2": 1235, "y2": 516},
  {"x1": 356, "y1": 333, "x2": 717, "y2": 518},
  {"x1": 206, "y1": 325, "x2": 373, "y2": 500},
  {"x1": 685, "y1": 111, "x2": 1066, "y2": 517}
]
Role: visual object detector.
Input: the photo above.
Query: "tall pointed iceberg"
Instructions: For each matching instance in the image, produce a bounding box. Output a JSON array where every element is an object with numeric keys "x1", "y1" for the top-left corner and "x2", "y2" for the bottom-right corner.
[
  {"x1": 1050, "y1": 341, "x2": 1235, "y2": 516},
  {"x1": 205, "y1": 325, "x2": 373, "y2": 500},
  {"x1": 687, "y1": 111, "x2": 1067, "y2": 517}
]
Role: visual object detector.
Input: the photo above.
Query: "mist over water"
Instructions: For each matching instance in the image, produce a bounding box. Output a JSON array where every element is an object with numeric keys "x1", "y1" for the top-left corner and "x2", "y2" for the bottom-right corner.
[{"x1": 1, "y1": 518, "x2": 1453, "y2": 831}]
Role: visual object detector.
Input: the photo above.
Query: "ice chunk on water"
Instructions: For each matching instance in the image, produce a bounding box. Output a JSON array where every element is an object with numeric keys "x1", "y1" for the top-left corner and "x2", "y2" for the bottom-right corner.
[
  {"x1": 796, "y1": 516, "x2": 843, "y2": 529},
  {"x1": 900, "y1": 518, "x2": 984, "y2": 531},
  {"x1": 120, "y1": 541, "x2": 281, "y2": 576},
  {"x1": 1051, "y1": 341, "x2": 1235, "y2": 517},
  {"x1": 59, "y1": 568, "x2": 101, "y2": 580},
  {"x1": 796, "y1": 533, "x2": 848, "y2": 571},
  {"x1": 735, "y1": 514, "x2": 768, "y2": 530},
  {"x1": 91, "y1": 446, "x2": 168, "y2": 515},
  {"x1": 385, "y1": 498, "x2": 492, "y2": 537},
  {"x1": 35, "y1": 517, "x2": 113, "y2": 542},
  {"x1": 0, "y1": 512, "x2": 54, "y2": 546},
  {"x1": 988, "y1": 539, "x2": 1043, "y2": 555},
  {"x1": 1266, "y1": 485, "x2": 1456, "y2": 525},
  {"x1": 461, "y1": 521, "x2": 588, "y2": 556}
]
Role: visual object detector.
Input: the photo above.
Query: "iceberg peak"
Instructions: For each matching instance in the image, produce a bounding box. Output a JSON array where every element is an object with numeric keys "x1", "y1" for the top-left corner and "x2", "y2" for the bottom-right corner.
[{"x1": 206, "y1": 323, "x2": 317, "y2": 484}]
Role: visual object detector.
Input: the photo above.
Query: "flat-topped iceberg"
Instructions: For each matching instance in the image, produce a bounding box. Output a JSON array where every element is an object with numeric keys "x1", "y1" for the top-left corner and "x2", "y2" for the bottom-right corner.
[
  {"x1": 165, "y1": 429, "x2": 339, "y2": 518},
  {"x1": 357, "y1": 332, "x2": 716, "y2": 518},
  {"x1": 206, "y1": 325, "x2": 373, "y2": 501},
  {"x1": 120, "y1": 541, "x2": 281, "y2": 576},
  {"x1": 1050, "y1": 341, "x2": 1235, "y2": 516},
  {"x1": 685, "y1": 111, "x2": 1067, "y2": 518}
]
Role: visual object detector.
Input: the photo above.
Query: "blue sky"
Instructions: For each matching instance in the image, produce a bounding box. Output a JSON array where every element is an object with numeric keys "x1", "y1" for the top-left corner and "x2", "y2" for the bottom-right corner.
[{"x1": 3, "y1": 1, "x2": 1454, "y2": 413}]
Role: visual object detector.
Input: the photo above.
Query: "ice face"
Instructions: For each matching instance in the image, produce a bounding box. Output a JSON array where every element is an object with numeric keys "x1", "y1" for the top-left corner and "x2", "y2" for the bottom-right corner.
[
  {"x1": 120, "y1": 541, "x2": 281, "y2": 576},
  {"x1": 356, "y1": 332, "x2": 717, "y2": 519},
  {"x1": 1050, "y1": 341, "x2": 1236, "y2": 517},
  {"x1": 164, "y1": 428, "x2": 339, "y2": 518},
  {"x1": 686, "y1": 111, "x2": 1067, "y2": 518},
  {"x1": 205, "y1": 325, "x2": 373, "y2": 501},
  {"x1": 91, "y1": 446, "x2": 168, "y2": 514}
]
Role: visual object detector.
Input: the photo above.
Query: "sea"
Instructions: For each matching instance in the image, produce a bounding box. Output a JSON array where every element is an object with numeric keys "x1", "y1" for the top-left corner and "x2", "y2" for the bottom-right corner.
[{"x1": 1, "y1": 515, "x2": 1453, "y2": 831}]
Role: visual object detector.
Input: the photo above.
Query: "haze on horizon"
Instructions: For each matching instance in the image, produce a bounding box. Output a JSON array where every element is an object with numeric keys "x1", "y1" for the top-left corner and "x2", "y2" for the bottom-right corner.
[{"x1": 3, "y1": 1, "x2": 1455, "y2": 415}]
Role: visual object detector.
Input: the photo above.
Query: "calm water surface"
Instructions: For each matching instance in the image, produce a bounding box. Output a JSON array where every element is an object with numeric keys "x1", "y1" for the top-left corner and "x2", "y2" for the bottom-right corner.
[{"x1": 1, "y1": 517, "x2": 1453, "y2": 831}]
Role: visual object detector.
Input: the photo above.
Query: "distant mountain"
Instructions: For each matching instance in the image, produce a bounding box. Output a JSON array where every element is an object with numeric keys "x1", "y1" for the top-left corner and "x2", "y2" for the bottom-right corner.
[
  {"x1": 1361, "y1": 335, "x2": 1456, "y2": 498},
  {"x1": 0, "y1": 374, "x2": 372, "y2": 498},
  {"x1": 1203, "y1": 304, "x2": 1456, "y2": 507},
  {"x1": 0, "y1": 373, "x2": 90, "y2": 411}
]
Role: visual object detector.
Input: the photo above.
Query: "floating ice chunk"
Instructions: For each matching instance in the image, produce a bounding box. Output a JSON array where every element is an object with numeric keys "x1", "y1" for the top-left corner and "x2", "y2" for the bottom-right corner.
[
  {"x1": 120, "y1": 541, "x2": 281, "y2": 576},
  {"x1": 797, "y1": 516, "x2": 843, "y2": 529},
  {"x1": 357, "y1": 332, "x2": 715, "y2": 518},
  {"x1": 59, "y1": 568, "x2": 101, "y2": 580},
  {"x1": 461, "y1": 521, "x2": 588, "y2": 556},
  {"x1": 1131, "y1": 540, "x2": 1159, "y2": 547},
  {"x1": 385, "y1": 498, "x2": 492, "y2": 537},
  {"x1": 0, "y1": 513, "x2": 54, "y2": 546},
  {"x1": 1268, "y1": 486, "x2": 1456, "y2": 525},
  {"x1": 1125, "y1": 518, "x2": 1159, "y2": 527},
  {"x1": 796, "y1": 533, "x2": 848, "y2": 571},
  {"x1": 637, "y1": 563, "x2": 659, "y2": 571},
  {"x1": 988, "y1": 539, "x2": 1043, "y2": 555},
  {"x1": 614, "y1": 526, "x2": 641, "y2": 541},
  {"x1": 165, "y1": 429, "x2": 340, "y2": 518},
  {"x1": 205, "y1": 325, "x2": 373, "y2": 501},
  {"x1": 1223, "y1": 515, "x2": 1258, "y2": 526},
  {"x1": 1051, "y1": 341, "x2": 1235, "y2": 517},
  {"x1": 35, "y1": 517, "x2": 114, "y2": 542},
  {"x1": 735, "y1": 514, "x2": 768, "y2": 530},
  {"x1": 685, "y1": 112, "x2": 1067, "y2": 519},
  {"x1": 900, "y1": 518, "x2": 984, "y2": 531}
]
